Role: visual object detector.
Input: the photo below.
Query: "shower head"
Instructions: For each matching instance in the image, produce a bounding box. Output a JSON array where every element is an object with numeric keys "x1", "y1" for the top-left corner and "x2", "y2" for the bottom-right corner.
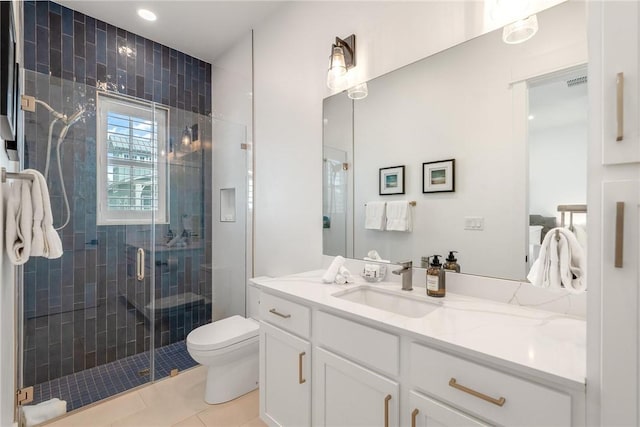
[{"x1": 65, "y1": 108, "x2": 85, "y2": 126}]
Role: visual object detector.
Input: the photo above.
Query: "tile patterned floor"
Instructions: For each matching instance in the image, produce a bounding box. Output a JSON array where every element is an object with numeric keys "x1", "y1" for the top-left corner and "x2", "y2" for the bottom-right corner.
[
  {"x1": 34, "y1": 341, "x2": 198, "y2": 412},
  {"x1": 43, "y1": 366, "x2": 265, "y2": 427}
]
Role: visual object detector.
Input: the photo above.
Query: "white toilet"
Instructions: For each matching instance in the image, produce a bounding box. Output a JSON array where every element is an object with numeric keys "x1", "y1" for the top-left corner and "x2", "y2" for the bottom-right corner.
[{"x1": 186, "y1": 314, "x2": 260, "y2": 404}]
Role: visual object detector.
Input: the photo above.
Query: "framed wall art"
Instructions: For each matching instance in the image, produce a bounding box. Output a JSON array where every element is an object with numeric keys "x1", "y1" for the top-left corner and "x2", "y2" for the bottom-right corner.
[
  {"x1": 379, "y1": 165, "x2": 405, "y2": 195},
  {"x1": 423, "y1": 159, "x2": 455, "y2": 193}
]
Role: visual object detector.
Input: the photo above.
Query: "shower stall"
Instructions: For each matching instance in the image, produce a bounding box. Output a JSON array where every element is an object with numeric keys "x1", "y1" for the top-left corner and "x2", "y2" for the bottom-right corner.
[
  {"x1": 14, "y1": 2, "x2": 253, "y2": 419},
  {"x1": 17, "y1": 66, "x2": 248, "y2": 413}
]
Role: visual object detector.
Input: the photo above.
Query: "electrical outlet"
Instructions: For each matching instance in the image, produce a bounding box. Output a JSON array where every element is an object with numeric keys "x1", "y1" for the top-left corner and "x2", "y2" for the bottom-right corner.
[{"x1": 464, "y1": 216, "x2": 485, "y2": 231}]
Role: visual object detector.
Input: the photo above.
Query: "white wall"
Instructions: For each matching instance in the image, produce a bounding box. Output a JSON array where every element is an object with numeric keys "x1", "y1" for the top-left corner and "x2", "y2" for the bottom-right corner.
[
  {"x1": 529, "y1": 124, "x2": 588, "y2": 219},
  {"x1": 211, "y1": 33, "x2": 253, "y2": 319},
  {"x1": 1, "y1": 2, "x2": 23, "y2": 425},
  {"x1": 252, "y1": 0, "x2": 566, "y2": 277}
]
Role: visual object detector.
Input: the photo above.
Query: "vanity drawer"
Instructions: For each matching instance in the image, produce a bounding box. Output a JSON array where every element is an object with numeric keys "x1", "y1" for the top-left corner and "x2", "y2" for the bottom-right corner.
[
  {"x1": 260, "y1": 292, "x2": 311, "y2": 339},
  {"x1": 316, "y1": 311, "x2": 399, "y2": 377},
  {"x1": 409, "y1": 343, "x2": 571, "y2": 426}
]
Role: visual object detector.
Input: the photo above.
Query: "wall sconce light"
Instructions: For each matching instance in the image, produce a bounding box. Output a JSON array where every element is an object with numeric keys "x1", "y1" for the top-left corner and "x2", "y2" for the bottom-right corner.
[
  {"x1": 327, "y1": 34, "x2": 356, "y2": 90},
  {"x1": 502, "y1": 15, "x2": 538, "y2": 44}
]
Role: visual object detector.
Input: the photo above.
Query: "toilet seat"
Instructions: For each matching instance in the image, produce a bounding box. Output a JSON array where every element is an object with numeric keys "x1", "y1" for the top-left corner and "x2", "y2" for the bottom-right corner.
[{"x1": 187, "y1": 315, "x2": 259, "y2": 352}]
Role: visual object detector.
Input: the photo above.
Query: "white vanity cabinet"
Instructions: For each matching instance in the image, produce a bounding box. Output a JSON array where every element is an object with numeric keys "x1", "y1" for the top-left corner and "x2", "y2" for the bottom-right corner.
[
  {"x1": 313, "y1": 311, "x2": 400, "y2": 426},
  {"x1": 257, "y1": 288, "x2": 585, "y2": 427},
  {"x1": 314, "y1": 348, "x2": 399, "y2": 427},
  {"x1": 259, "y1": 293, "x2": 312, "y2": 427},
  {"x1": 409, "y1": 344, "x2": 572, "y2": 426}
]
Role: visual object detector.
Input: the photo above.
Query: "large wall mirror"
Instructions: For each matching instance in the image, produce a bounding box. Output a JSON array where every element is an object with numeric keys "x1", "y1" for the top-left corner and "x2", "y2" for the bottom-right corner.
[{"x1": 322, "y1": 1, "x2": 587, "y2": 281}]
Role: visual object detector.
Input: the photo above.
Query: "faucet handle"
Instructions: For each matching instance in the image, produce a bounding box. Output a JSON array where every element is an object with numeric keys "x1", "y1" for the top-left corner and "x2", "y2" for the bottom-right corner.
[{"x1": 395, "y1": 260, "x2": 412, "y2": 268}]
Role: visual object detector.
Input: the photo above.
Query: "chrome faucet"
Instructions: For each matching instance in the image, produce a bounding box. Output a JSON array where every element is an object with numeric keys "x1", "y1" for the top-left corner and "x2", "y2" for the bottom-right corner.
[{"x1": 392, "y1": 261, "x2": 413, "y2": 291}]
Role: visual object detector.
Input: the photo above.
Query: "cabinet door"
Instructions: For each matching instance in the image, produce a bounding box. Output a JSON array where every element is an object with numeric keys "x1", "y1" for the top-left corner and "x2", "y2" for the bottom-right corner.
[
  {"x1": 313, "y1": 347, "x2": 399, "y2": 427},
  {"x1": 408, "y1": 391, "x2": 489, "y2": 427},
  {"x1": 600, "y1": 180, "x2": 640, "y2": 426},
  {"x1": 596, "y1": 1, "x2": 640, "y2": 164},
  {"x1": 260, "y1": 322, "x2": 311, "y2": 427}
]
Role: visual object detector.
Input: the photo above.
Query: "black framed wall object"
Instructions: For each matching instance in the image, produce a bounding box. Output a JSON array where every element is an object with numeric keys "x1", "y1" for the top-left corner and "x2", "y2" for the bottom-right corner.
[{"x1": 0, "y1": 0, "x2": 17, "y2": 141}]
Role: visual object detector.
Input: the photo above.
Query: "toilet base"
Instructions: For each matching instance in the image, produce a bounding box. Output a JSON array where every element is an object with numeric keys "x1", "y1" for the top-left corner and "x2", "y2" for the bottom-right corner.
[{"x1": 204, "y1": 339, "x2": 259, "y2": 404}]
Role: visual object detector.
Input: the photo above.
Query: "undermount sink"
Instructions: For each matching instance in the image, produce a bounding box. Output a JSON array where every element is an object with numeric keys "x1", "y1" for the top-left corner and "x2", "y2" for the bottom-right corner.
[{"x1": 332, "y1": 285, "x2": 441, "y2": 318}]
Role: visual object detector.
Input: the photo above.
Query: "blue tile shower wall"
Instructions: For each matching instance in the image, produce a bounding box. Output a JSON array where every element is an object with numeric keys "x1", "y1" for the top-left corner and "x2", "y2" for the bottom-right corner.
[{"x1": 22, "y1": 1, "x2": 213, "y2": 389}]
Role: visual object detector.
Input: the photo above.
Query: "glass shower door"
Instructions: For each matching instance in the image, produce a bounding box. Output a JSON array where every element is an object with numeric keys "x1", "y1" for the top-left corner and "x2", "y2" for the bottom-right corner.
[{"x1": 19, "y1": 71, "x2": 156, "y2": 415}]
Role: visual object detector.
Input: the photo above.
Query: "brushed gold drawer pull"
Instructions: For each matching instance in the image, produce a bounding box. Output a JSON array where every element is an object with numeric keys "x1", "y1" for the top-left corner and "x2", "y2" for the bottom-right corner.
[
  {"x1": 269, "y1": 308, "x2": 291, "y2": 319},
  {"x1": 615, "y1": 201, "x2": 625, "y2": 268},
  {"x1": 449, "y1": 378, "x2": 506, "y2": 407},
  {"x1": 616, "y1": 72, "x2": 624, "y2": 141},
  {"x1": 298, "y1": 352, "x2": 306, "y2": 384},
  {"x1": 384, "y1": 394, "x2": 392, "y2": 427},
  {"x1": 411, "y1": 408, "x2": 419, "y2": 427}
]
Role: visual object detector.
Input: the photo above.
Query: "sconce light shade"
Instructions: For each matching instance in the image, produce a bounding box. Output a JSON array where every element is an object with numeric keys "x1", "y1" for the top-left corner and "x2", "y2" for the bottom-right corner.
[
  {"x1": 347, "y1": 82, "x2": 368, "y2": 100},
  {"x1": 181, "y1": 126, "x2": 192, "y2": 146},
  {"x1": 327, "y1": 46, "x2": 348, "y2": 89},
  {"x1": 327, "y1": 34, "x2": 356, "y2": 90},
  {"x1": 502, "y1": 14, "x2": 538, "y2": 44}
]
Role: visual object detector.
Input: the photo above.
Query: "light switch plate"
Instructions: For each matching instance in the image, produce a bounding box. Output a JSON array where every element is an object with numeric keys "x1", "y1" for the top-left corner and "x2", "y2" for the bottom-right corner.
[{"x1": 464, "y1": 216, "x2": 484, "y2": 231}]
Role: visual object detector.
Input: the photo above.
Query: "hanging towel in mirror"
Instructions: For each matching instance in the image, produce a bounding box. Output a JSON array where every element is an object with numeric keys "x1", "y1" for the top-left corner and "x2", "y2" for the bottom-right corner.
[
  {"x1": 365, "y1": 201, "x2": 386, "y2": 230},
  {"x1": 386, "y1": 201, "x2": 412, "y2": 232}
]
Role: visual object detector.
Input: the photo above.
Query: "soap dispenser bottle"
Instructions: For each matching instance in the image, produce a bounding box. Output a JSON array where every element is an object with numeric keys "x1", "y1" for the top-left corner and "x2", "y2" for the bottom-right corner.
[
  {"x1": 426, "y1": 255, "x2": 446, "y2": 297},
  {"x1": 443, "y1": 251, "x2": 461, "y2": 273}
]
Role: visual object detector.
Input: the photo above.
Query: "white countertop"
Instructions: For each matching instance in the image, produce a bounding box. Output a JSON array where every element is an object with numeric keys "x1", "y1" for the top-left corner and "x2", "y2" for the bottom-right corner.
[{"x1": 251, "y1": 270, "x2": 586, "y2": 389}]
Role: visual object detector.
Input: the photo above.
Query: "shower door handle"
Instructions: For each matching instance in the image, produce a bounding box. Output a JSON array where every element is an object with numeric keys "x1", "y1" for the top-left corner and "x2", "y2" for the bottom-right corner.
[{"x1": 137, "y1": 248, "x2": 145, "y2": 281}]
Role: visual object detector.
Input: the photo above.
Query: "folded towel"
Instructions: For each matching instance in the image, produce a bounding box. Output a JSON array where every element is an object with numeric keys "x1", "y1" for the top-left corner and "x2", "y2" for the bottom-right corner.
[
  {"x1": 24, "y1": 169, "x2": 63, "y2": 259},
  {"x1": 22, "y1": 398, "x2": 67, "y2": 427},
  {"x1": 365, "y1": 202, "x2": 386, "y2": 230},
  {"x1": 5, "y1": 180, "x2": 33, "y2": 265},
  {"x1": 322, "y1": 255, "x2": 345, "y2": 283},
  {"x1": 527, "y1": 227, "x2": 586, "y2": 294},
  {"x1": 386, "y1": 201, "x2": 412, "y2": 232}
]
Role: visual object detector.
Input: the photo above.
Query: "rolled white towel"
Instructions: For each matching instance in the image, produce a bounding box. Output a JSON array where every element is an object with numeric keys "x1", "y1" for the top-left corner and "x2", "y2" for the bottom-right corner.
[
  {"x1": 322, "y1": 255, "x2": 345, "y2": 283},
  {"x1": 22, "y1": 398, "x2": 67, "y2": 427},
  {"x1": 335, "y1": 266, "x2": 353, "y2": 284}
]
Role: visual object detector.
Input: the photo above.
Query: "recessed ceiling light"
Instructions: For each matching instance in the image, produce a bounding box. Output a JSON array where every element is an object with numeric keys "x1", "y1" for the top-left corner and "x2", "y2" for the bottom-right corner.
[
  {"x1": 528, "y1": 115, "x2": 535, "y2": 120},
  {"x1": 137, "y1": 9, "x2": 157, "y2": 22}
]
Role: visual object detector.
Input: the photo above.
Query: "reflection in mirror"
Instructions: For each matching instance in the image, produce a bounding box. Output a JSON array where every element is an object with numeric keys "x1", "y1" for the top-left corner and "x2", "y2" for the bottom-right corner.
[
  {"x1": 323, "y1": 93, "x2": 353, "y2": 257},
  {"x1": 322, "y1": 1, "x2": 587, "y2": 281},
  {"x1": 527, "y1": 66, "x2": 588, "y2": 273}
]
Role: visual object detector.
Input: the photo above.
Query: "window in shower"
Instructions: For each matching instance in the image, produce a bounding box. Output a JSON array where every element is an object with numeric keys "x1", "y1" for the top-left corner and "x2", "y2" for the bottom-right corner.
[{"x1": 96, "y1": 93, "x2": 168, "y2": 225}]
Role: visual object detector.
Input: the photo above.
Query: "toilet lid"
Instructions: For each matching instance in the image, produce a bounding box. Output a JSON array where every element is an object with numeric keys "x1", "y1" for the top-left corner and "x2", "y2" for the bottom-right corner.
[{"x1": 187, "y1": 315, "x2": 259, "y2": 351}]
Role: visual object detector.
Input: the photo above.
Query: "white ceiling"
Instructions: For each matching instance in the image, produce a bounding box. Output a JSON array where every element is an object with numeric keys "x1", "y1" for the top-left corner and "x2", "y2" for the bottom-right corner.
[{"x1": 56, "y1": 1, "x2": 285, "y2": 63}]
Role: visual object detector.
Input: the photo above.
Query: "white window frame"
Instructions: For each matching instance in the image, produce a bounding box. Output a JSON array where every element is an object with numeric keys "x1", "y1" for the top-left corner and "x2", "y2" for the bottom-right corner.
[{"x1": 96, "y1": 93, "x2": 169, "y2": 225}]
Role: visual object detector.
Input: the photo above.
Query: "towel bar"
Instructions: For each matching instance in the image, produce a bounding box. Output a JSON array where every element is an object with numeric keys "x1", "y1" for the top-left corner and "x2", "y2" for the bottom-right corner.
[
  {"x1": 1, "y1": 167, "x2": 35, "y2": 183},
  {"x1": 365, "y1": 201, "x2": 416, "y2": 206}
]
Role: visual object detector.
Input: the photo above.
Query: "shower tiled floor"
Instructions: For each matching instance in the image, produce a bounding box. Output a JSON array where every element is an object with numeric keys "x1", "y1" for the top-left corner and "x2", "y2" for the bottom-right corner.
[
  {"x1": 33, "y1": 340, "x2": 198, "y2": 412},
  {"x1": 44, "y1": 366, "x2": 265, "y2": 427}
]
